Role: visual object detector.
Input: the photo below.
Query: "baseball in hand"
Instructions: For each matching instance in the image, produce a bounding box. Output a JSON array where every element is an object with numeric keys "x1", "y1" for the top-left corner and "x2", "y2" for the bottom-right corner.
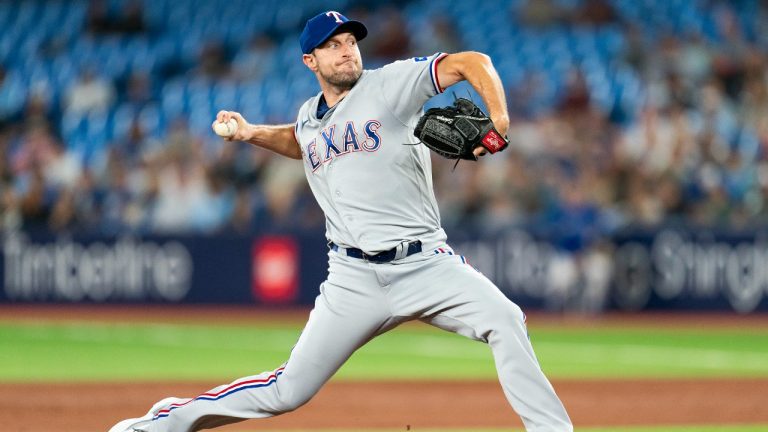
[{"x1": 213, "y1": 118, "x2": 238, "y2": 138}]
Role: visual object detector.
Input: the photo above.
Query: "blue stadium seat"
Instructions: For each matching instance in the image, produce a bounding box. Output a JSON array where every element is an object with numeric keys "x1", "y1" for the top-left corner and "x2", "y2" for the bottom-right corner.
[
  {"x1": 61, "y1": 111, "x2": 88, "y2": 149},
  {"x1": 0, "y1": 73, "x2": 26, "y2": 119},
  {"x1": 138, "y1": 103, "x2": 163, "y2": 138},
  {"x1": 211, "y1": 82, "x2": 240, "y2": 110},
  {"x1": 111, "y1": 104, "x2": 136, "y2": 142},
  {"x1": 161, "y1": 79, "x2": 188, "y2": 116}
]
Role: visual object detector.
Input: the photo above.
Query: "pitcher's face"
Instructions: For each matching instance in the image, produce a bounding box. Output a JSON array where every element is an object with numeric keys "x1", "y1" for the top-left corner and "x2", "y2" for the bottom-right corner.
[{"x1": 304, "y1": 32, "x2": 363, "y2": 90}]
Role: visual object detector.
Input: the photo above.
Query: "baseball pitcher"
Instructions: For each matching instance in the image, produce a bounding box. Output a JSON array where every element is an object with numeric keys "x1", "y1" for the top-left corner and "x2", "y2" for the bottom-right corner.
[{"x1": 110, "y1": 10, "x2": 572, "y2": 432}]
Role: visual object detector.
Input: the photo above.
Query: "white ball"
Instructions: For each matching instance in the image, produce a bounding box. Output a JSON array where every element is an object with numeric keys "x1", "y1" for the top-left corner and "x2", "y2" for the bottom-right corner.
[{"x1": 214, "y1": 118, "x2": 238, "y2": 137}]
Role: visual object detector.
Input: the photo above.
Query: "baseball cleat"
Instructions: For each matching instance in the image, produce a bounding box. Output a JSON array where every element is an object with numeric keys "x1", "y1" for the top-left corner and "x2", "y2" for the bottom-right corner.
[{"x1": 108, "y1": 397, "x2": 185, "y2": 432}]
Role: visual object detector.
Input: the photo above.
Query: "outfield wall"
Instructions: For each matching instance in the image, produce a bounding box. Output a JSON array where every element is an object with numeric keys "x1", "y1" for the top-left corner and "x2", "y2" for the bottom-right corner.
[{"x1": 2, "y1": 228, "x2": 767, "y2": 313}]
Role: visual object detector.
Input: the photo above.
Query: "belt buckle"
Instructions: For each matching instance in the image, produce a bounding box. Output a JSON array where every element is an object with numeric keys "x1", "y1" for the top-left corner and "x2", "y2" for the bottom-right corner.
[
  {"x1": 362, "y1": 241, "x2": 416, "y2": 263},
  {"x1": 394, "y1": 242, "x2": 409, "y2": 261}
]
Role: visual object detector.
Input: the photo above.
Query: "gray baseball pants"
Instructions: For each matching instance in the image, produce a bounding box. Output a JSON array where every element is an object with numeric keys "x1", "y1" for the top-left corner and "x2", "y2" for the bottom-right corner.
[{"x1": 138, "y1": 247, "x2": 572, "y2": 432}]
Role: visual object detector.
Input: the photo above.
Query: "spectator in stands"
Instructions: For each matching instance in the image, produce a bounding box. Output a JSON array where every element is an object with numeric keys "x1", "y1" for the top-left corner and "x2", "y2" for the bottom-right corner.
[
  {"x1": 118, "y1": 0, "x2": 147, "y2": 34},
  {"x1": 195, "y1": 42, "x2": 231, "y2": 79},
  {"x1": 20, "y1": 86, "x2": 60, "y2": 140},
  {"x1": 86, "y1": 0, "x2": 111, "y2": 34},
  {"x1": 149, "y1": 154, "x2": 203, "y2": 233},
  {"x1": 518, "y1": 0, "x2": 567, "y2": 27},
  {"x1": 48, "y1": 187, "x2": 79, "y2": 231},
  {"x1": 557, "y1": 69, "x2": 591, "y2": 117},
  {"x1": 87, "y1": 0, "x2": 147, "y2": 34},
  {"x1": 42, "y1": 136, "x2": 81, "y2": 192},
  {"x1": 369, "y1": 7, "x2": 411, "y2": 62},
  {"x1": 0, "y1": 185, "x2": 20, "y2": 231},
  {"x1": 115, "y1": 117, "x2": 155, "y2": 166},
  {"x1": 15, "y1": 158, "x2": 51, "y2": 231},
  {"x1": 677, "y1": 32, "x2": 713, "y2": 86},
  {"x1": 712, "y1": 4, "x2": 750, "y2": 100},
  {"x1": 696, "y1": 80, "x2": 738, "y2": 156},
  {"x1": 664, "y1": 72, "x2": 696, "y2": 110},
  {"x1": 0, "y1": 131, "x2": 20, "y2": 230},
  {"x1": 227, "y1": 187, "x2": 255, "y2": 234},
  {"x1": 0, "y1": 132, "x2": 11, "y2": 182},
  {"x1": 188, "y1": 169, "x2": 235, "y2": 233},
  {"x1": 124, "y1": 71, "x2": 154, "y2": 108},
  {"x1": 10, "y1": 123, "x2": 61, "y2": 176},
  {"x1": 94, "y1": 149, "x2": 133, "y2": 233},
  {"x1": 126, "y1": 155, "x2": 161, "y2": 233},
  {"x1": 64, "y1": 69, "x2": 116, "y2": 115},
  {"x1": 149, "y1": 124, "x2": 215, "y2": 233},
  {"x1": 617, "y1": 105, "x2": 691, "y2": 176},
  {"x1": 756, "y1": 165, "x2": 768, "y2": 219},
  {"x1": 574, "y1": 0, "x2": 618, "y2": 26},
  {"x1": 621, "y1": 25, "x2": 648, "y2": 71},
  {"x1": 11, "y1": 121, "x2": 84, "y2": 232},
  {"x1": 250, "y1": 156, "x2": 307, "y2": 229},
  {"x1": 738, "y1": 53, "x2": 768, "y2": 135}
]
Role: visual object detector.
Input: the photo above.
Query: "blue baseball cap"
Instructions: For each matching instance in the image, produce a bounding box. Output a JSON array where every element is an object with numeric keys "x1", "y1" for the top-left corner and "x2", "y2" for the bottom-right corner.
[{"x1": 300, "y1": 11, "x2": 368, "y2": 54}]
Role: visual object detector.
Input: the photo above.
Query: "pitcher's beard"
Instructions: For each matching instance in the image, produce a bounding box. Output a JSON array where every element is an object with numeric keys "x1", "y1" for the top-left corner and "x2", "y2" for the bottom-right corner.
[{"x1": 323, "y1": 68, "x2": 362, "y2": 91}]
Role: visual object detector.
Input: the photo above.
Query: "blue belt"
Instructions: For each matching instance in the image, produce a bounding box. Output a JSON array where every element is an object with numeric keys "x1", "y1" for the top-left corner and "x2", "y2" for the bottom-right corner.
[{"x1": 328, "y1": 240, "x2": 422, "y2": 263}]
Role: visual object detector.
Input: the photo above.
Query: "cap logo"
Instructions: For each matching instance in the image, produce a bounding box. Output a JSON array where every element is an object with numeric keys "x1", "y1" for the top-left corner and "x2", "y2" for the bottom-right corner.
[
  {"x1": 301, "y1": 11, "x2": 367, "y2": 54},
  {"x1": 326, "y1": 11, "x2": 343, "y2": 23}
]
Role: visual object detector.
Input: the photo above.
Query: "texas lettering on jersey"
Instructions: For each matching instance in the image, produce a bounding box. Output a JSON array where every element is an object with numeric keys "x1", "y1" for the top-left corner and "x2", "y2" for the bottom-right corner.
[{"x1": 304, "y1": 120, "x2": 382, "y2": 172}]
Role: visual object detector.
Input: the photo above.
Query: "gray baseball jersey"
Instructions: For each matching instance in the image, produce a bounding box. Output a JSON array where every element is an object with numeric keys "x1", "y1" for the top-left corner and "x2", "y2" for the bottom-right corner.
[
  {"x1": 109, "y1": 52, "x2": 572, "y2": 432},
  {"x1": 294, "y1": 53, "x2": 448, "y2": 254}
]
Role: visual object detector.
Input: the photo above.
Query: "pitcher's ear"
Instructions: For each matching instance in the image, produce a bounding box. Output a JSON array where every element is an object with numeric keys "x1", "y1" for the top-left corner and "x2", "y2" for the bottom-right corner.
[{"x1": 302, "y1": 53, "x2": 317, "y2": 71}]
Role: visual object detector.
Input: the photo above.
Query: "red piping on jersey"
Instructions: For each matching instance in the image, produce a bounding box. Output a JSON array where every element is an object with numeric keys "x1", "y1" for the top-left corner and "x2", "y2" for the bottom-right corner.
[{"x1": 432, "y1": 53, "x2": 448, "y2": 93}]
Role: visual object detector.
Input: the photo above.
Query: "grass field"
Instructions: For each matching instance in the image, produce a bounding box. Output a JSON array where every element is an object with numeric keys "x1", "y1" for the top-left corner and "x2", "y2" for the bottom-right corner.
[
  {"x1": 1, "y1": 314, "x2": 767, "y2": 432},
  {"x1": 0, "y1": 319, "x2": 766, "y2": 381}
]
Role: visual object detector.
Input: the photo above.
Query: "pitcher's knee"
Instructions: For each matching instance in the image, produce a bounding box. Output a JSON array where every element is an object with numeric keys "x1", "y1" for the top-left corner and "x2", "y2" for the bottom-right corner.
[
  {"x1": 274, "y1": 388, "x2": 312, "y2": 413},
  {"x1": 488, "y1": 306, "x2": 531, "y2": 341},
  {"x1": 488, "y1": 301, "x2": 526, "y2": 328}
]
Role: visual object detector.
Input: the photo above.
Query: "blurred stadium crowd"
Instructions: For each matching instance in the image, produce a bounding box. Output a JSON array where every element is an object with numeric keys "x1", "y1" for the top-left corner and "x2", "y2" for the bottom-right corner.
[{"x1": 1, "y1": 0, "x2": 768, "y2": 249}]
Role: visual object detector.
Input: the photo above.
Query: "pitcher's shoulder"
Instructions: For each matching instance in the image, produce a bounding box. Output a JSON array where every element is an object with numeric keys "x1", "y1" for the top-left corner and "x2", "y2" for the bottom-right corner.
[
  {"x1": 376, "y1": 53, "x2": 446, "y2": 73},
  {"x1": 298, "y1": 92, "x2": 323, "y2": 116}
]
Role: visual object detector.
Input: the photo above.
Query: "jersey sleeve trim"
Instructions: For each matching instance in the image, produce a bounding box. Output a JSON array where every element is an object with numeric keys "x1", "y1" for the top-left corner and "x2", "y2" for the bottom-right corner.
[{"x1": 429, "y1": 53, "x2": 449, "y2": 94}]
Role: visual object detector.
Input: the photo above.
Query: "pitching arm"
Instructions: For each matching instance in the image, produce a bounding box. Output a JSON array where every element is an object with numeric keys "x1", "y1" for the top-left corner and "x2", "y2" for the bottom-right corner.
[{"x1": 213, "y1": 111, "x2": 302, "y2": 160}]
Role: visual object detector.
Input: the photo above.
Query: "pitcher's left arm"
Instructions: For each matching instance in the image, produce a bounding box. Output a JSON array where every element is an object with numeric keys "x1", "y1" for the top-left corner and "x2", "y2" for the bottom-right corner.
[{"x1": 436, "y1": 52, "x2": 509, "y2": 155}]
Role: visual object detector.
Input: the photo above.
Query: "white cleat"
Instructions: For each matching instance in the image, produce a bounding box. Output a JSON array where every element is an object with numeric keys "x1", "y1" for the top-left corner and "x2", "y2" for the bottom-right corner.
[{"x1": 108, "y1": 397, "x2": 187, "y2": 432}]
